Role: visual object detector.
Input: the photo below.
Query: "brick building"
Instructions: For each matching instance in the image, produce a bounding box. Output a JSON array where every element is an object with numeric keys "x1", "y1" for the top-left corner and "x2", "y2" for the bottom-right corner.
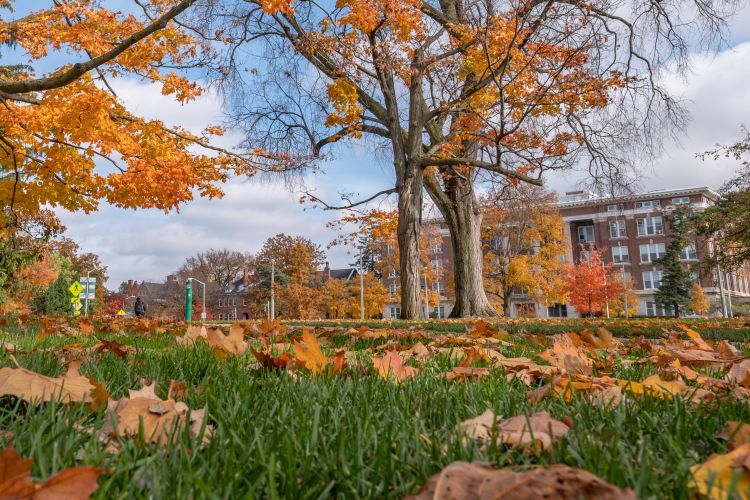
[
  {"x1": 381, "y1": 186, "x2": 750, "y2": 318},
  {"x1": 123, "y1": 275, "x2": 182, "y2": 319},
  {"x1": 557, "y1": 186, "x2": 750, "y2": 316},
  {"x1": 382, "y1": 219, "x2": 456, "y2": 319}
]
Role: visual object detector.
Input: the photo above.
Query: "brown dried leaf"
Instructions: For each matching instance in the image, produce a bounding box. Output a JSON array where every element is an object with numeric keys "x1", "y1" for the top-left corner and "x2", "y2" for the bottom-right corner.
[
  {"x1": 176, "y1": 325, "x2": 207, "y2": 346},
  {"x1": 0, "y1": 366, "x2": 107, "y2": 407},
  {"x1": 718, "y1": 421, "x2": 750, "y2": 449},
  {"x1": 207, "y1": 323, "x2": 248, "y2": 357},
  {"x1": 406, "y1": 461, "x2": 634, "y2": 500},
  {"x1": 538, "y1": 334, "x2": 593, "y2": 375},
  {"x1": 580, "y1": 327, "x2": 618, "y2": 349}
]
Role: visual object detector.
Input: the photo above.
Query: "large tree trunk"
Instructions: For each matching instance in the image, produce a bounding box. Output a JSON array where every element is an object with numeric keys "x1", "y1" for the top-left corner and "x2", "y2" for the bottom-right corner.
[
  {"x1": 397, "y1": 164, "x2": 424, "y2": 319},
  {"x1": 425, "y1": 174, "x2": 498, "y2": 318}
]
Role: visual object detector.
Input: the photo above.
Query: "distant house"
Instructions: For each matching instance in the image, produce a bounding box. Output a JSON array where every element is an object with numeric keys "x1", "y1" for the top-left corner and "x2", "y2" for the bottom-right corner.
[
  {"x1": 123, "y1": 275, "x2": 183, "y2": 319},
  {"x1": 321, "y1": 262, "x2": 358, "y2": 283},
  {"x1": 214, "y1": 273, "x2": 251, "y2": 321}
]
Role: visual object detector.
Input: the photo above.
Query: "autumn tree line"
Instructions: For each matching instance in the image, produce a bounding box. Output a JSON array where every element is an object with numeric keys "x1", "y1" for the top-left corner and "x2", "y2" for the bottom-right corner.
[{"x1": 0, "y1": 0, "x2": 747, "y2": 319}]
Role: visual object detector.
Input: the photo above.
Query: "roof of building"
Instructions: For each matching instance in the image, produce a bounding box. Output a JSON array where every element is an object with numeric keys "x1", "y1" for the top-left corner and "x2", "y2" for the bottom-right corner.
[
  {"x1": 556, "y1": 186, "x2": 720, "y2": 208},
  {"x1": 329, "y1": 268, "x2": 358, "y2": 280}
]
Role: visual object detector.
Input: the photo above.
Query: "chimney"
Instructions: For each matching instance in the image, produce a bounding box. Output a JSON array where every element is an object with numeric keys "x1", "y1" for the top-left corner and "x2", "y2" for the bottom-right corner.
[
  {"x1": 166, "y1": 274, "x2": 177, "y2": 283},
  {"x1": 324, "y1": 261, "x2": 331, "y2": 280},
  {"x1": 243, "y1": 266, "x2": 249, "y2": 286}
]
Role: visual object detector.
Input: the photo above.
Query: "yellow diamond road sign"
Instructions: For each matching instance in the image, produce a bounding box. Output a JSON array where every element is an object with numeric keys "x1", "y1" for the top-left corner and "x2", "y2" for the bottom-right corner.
[
  {"x1": 70, "y1": 297, "x2": 81, "y2": 304},
  {"x1": 117, "y1": 309, "x2": 126, "y2": 316},
  {"x1": 72, "y1": 301, "x2": 83, "y2": 311},
  {"x1": 69, "y1": 281, "x2": 83, "y2": 296}
]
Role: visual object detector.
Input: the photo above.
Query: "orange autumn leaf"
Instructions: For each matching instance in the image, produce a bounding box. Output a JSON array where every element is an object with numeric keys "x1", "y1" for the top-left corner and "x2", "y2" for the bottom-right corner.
[
  {"x1": 206, "y1": 323, "x2": 248, "y2": 358},
  {"x1": 0, "y1": 445, "x2": 107, "y2": 500},
  {"x1": 372, "y1": 351, "x2": 418, "y2": 383},
  {"x1": 293, "y1": 329, "x2": 328, "y2": 373},
  {"x1": 681, "y1": 325, "x2": 714, "y2": 352}
]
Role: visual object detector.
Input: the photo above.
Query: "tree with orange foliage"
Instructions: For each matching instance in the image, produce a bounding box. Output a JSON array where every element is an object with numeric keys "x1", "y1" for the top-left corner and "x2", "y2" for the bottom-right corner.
[
  {"x1": 563, "y1": 247, "x2": 623, "y2": 317},
  {"x1": 206, "y1": 0, "x2": 734, "y2": 317},
  {"x1": 251, "y1": 234, "x2": 326, "y2": 319},
  {"x1": 0, "y1": 1, "x2": 289, "y2": 243},
  {"x1": 482, "y1": 185, "x2": 567, "y2": 316}
]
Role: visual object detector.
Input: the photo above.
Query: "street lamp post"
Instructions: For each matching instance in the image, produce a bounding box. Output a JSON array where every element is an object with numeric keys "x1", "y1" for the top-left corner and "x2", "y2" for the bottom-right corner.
[
  {"x1": 189, "y1": 278, "x2": 207, "y2": 321},
  {"x1": 359, "y1": 249, "x2": 365, "y2": 320},
  {"x1": 270, "y1": 259, "x2": 275, "y2": 320}
]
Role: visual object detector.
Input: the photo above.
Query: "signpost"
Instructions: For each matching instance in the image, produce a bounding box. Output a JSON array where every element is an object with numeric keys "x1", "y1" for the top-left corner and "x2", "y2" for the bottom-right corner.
[
  {"x1": 80, "y1": 274, "x2": 96, "y2": 316},
  {"x1": 68, "y1": 281, "x2": 83, "y2": 316}
]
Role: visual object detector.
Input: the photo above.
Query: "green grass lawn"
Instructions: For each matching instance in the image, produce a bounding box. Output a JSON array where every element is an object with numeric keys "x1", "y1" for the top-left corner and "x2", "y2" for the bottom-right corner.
[{"x1": 1, "y1": 318, "x2": 749, "y2": 498}]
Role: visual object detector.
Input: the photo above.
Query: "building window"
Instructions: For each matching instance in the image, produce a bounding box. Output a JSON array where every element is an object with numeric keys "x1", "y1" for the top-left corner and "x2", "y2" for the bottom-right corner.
[
  {"x1": 577, "y1": 225, "x2": 595, "y2": 243},
  {"x1": 612, "y1": 246, "x2": 629, "y2": 263},
  {"x1": 432, "y1": 306, "x2": 446, "y2": 319},
  {"x1": 388, "y1": 268, "x2": 398, "y2": 278},
  {"x1": 637, "y1": 216, "x2": 663, "y2": 236},
  {"x1": 431, "y1": 259, "x2": 443, "y2": 269},
  {"x1": 388, "y1": 282, "x2": 397, "y2": 295},
  {"x1": 639, "y1": 243, "x2": 666, "y2": 263},
  {"x1": 609, "y1": 220, "x2": 626, "y2": 238},
  {"x1": 432, "y1": 281, "x2": 444, "y2": 293},
  {"x1": 548, "y1": 303, "x2": 568, "y2": 318},
  {"x1": 642, "y1": 271, "x2": 663, "y2": 290},
  {"x1": 646, "y1": 301, "x2": 669, "y2": 316},
  {"x1": 389, "y1": 306, "x2": 401, "y2": 319},
  {"x1": 672, "y1": 197, "x2": 690, "y2": 205},
  {"x1": 635, "y1": 200, "x2": 660, "y2": 209},
  {"x1": 680, "y1": 242, "x2": 698, "y2": 260},
  {"x1": 431, "y1": 244, "x2": 443, "y2": 254},
  {"x1": 607, "y1": 204, "x2": 624, "y2": 212},
  {"x1": 242, "y1": 298, "x2": 246, "y2": 306},
  {"x1": 386, "y1": 244, "x2": 394, "y2": 255}
]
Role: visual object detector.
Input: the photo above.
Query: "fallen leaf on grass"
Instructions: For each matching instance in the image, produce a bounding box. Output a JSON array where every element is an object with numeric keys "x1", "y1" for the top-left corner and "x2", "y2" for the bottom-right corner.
[
  {"x1": 104, "y1": 381, "x2": 212, "y2": 446},
  {"x1": 728, "y1": 359, "x2": 750, "y2": 386},
  {"x1": 250, "y1": 348, "x2": 294, "y2": 370},
  {"x1": 580, "y1": 327, "x2": 618, "y2": 349},
  {"x1": 406, "y1": 461, "x2": 634, "y2": 500},
  {"x1": 0, "y1": 445, "x2": 107, "y2": 499},
  {"x1": 176, "y1": 325, "x2": 207, "y2": 346},
  {"x1": 459, "y1": 409, "x2": 569, "y2": 450},
  {"x1": 0, "y1": 365, "x2": 107, "y2": 407},
  {"x1": 466, "y1": 320, "x2": 509, "y2": 339},
  {"x1": 718, "y1": 421, "x2": 750, "y2": 449},
  {"x1": 249, "y1": 318, "x2": 287, "y2": 337},
  {"x1": 682, "y1": 324, "x2": 714, "y2": 351},
  {"x1": 372, "y1": 351, "x2": 418, "y2": 383},
  {"x1": 538, "y1": 334, "x2": 593, "y2": 375},
  {"x1": 207, "y1": 323, "x2": 248, "y2": 357},
  {"x1": 690, "y1": 443, "x2": 750, "y2": 500},
  {"x1": 92, "y1": 339, "x2": 132, "y2": 358},
  {"x1": 401, "y1": 342, "x2": 430, "y2": 361},
  {"x1": 293, "y1": 329, "x2": 328, "y2": 373},
  {"x1": 719, "y1": 340, "x2": 741, "y2": 359}
]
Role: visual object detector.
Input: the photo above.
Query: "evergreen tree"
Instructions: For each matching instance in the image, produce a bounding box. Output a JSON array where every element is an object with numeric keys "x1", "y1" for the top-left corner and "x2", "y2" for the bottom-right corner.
[
  {"x1": 34, "y1": 255, "x2": 75, "y2": 315},
  {"x1": 655, "y1": 208, "x2": 696, "y2": 317}
]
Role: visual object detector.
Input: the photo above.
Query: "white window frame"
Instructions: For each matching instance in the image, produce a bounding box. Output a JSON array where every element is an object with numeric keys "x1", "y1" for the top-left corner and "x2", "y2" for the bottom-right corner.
[
  {"x1": 577, "y1": 225, "x2": 595, "y2": 243},
  {"x1": 609, "y1": 219, "x2": 626, "y2": 238},
  {"x1": 646, "y1": 301, "x2": 669, "y2": 317},
  {"x1": 612, "y1": 246, "x2": 629, "y2": 263},
  {"x1": 639, "y1": 243, "x2": 666, "y2": 263},
  {"x1": 389, "y1": 306, "x2": 401, "y2": 319},
  {"x1": 642, "y1": 270, "x2": 663, "y2": 290},
  {"x1": 680, "y1": 242, "x2": 697, "y2": 260},
  {"x1": 637, "y1": 216, "x2": 664, "y2": 236},
  {"x1": 672, "y1": 197, "x2": 690, "y2": 205},
  {"x1": 431, "y1": 258, "x2": 443, "y2": 269},
  {"x1": 635, "y1": 200, "x2": 660, "y2": 209},
  {"x1": 431, "y1": 244, "x2": 443, "y2": 254},
  {"x1": 607, "y1": 204, "x2": 624, "y2": 212},
  {"x1": 388, "y1": 282, "x2": 397, "y2": 295}
]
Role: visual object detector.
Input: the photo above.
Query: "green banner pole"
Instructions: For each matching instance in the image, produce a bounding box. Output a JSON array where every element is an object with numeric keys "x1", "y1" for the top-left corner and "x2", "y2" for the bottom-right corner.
[{"x1": 185, "y1": 279, "x2": 193, "y2": 322}]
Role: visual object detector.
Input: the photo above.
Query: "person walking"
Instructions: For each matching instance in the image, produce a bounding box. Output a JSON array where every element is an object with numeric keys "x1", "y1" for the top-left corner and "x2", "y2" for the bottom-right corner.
[{"x1": 134, "y1": 297, "x2": 147, "y2": 317}]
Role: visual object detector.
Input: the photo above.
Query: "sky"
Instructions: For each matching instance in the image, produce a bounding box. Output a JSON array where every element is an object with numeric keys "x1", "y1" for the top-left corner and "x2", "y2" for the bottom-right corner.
[{"x1": 11, "y1": 3, "x2": 750, "y2": 288}]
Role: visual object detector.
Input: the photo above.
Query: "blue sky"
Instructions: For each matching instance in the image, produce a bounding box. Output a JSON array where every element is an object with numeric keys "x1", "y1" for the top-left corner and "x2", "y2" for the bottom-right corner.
[{"x1": 6, "y1": 3, "x2": 750, "y2": 287}]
